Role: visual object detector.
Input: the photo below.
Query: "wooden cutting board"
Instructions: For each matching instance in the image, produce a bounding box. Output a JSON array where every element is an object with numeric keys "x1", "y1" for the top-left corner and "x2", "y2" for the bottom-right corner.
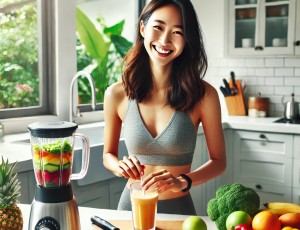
[{"x1": 92, "y1": 220, "x2": 183, "y2": 230}]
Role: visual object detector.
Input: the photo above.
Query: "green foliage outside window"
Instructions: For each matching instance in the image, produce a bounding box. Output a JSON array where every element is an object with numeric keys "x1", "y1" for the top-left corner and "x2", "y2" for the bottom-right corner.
[
  {"x1": 76, "y1": 7, "x2": 133, "y2": 104},
  {"x1": 0, "y1": 2, "x2": 133, "y2": 109},
  {"x1": 0, "y1": 1, "x2": 39, "y2": 109}
]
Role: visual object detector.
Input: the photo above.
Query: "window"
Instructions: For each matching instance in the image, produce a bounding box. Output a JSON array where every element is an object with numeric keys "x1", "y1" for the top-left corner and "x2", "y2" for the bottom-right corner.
[
  {"x1": 0, "y1": 0, "x2": 145, "y2": 132},
  {"x1": 0, "y1": 0, "x2": 53, "y2": 119}
]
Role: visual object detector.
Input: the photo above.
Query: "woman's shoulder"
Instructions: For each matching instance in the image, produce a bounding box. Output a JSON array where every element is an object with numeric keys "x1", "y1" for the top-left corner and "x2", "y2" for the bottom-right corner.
[
  {"x1": 105, "y1": 82, "x2": 126, "y2": 101},
  {"x1": 194, "y1": 81, "x2": 220, "y2": 112}
]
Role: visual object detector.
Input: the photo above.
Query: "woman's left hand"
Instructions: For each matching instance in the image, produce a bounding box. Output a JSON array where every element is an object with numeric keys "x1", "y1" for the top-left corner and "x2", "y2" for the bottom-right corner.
[{"x1": 141, "y1": 169, "x2": 184, "y2": 193}]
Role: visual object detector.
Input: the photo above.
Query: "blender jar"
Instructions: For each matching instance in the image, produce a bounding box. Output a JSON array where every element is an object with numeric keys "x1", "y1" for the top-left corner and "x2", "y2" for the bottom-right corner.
[{"x1": 28, "y1": 121, "x2": 90, "y2": 188}]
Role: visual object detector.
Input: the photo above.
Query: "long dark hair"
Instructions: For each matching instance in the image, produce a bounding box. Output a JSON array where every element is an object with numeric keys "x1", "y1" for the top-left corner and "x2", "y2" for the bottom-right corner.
[{"x1": 122, "y1": 0, "x2": 207, "y2": 112}]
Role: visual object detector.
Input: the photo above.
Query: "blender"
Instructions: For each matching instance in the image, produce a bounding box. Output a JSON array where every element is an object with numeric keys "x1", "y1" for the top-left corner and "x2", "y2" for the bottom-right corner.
[{"x1": 28, "y1": 121, "x2": 90, "y2": 230}]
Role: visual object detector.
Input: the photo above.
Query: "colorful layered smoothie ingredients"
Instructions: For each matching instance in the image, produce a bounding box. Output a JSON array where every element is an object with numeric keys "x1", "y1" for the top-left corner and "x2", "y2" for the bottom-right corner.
[{"x1": 33, "y1": 140, "x2": 72, "y2": 187}]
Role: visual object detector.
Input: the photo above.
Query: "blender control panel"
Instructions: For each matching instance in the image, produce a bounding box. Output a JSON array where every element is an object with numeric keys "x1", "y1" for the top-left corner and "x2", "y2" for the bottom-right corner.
[{"x1": 35, "y1": 217, "x2": 60, "y2": 230}]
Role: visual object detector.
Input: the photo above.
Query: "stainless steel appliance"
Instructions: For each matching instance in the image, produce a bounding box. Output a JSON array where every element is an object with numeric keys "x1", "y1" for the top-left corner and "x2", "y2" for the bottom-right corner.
[{"x1": 28, "y1": 121, "x2": 90, "y2": 230}]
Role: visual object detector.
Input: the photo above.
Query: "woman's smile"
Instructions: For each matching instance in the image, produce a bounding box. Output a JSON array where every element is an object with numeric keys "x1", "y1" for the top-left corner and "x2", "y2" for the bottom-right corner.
[{"x1": 153, "y1": 45, "x2": 174, "y2": 55}]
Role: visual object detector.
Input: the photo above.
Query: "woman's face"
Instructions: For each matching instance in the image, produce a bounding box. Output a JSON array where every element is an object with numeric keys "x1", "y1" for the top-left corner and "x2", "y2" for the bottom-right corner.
[{"x1": 140, "y1": 4, "x2": 186, "y2": 68}]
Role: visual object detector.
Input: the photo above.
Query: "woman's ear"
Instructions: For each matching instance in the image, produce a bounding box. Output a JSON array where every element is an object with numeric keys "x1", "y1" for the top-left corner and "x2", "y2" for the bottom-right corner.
[{"x1": 140, "y1": 20, "x2": 145, "y2": 37}]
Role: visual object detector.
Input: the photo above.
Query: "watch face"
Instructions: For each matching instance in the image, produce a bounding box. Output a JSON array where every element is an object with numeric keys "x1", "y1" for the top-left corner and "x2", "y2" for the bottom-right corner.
[{"x1": 35, "y1": 216, "x2": 60, "y2": 230}]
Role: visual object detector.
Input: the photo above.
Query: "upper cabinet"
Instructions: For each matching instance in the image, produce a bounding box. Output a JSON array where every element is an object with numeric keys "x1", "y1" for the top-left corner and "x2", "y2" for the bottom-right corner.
[{"x1": 228, "y1": 0, "x2": 299, "y2": 56}]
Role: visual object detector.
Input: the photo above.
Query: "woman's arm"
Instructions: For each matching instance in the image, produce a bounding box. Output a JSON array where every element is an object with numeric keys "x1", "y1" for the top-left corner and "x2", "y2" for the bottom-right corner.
[
  {"x1": 188, "y1": 83, "x2": 226, "y2": 186},
  {"x1": 102, "y1": 83, "x2": 144, "y2": 180}
]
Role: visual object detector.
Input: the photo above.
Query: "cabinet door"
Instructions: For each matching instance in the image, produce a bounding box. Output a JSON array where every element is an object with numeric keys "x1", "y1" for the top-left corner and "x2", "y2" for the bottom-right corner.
[
  {"x1": 295, "y1": 1, "x2": 300, "y2": 55},
  {"x1": 228, "y1": 0, "x2": 296, "y2": 56},
  {"x1": 293, "y1": 188, "x2": 300, "y2": 204},
  {"x1": 18, "y1": 170, "x2": 35, "y2": 204},
  {"x1": 71, "y1": 180, "x2": 110, "y2": 209},
  {"x1": 294, "y1": 135, "x2": 300, "y2": 188},
  {"x1": 191, "y1": 129, "x2": 233, "y2": 215},
  {"x1": 244, "y1": 182, "x2": 292, "y2": 207},
  {"x1": 233, "y1": 131, "x2": 293, "y2": 187}
]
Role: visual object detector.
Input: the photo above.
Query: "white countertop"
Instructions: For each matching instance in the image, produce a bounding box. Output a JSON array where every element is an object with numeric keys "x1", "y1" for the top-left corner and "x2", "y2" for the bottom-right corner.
[{"x1": 19, "y1": 203, "x2": 218, "y2": 230}]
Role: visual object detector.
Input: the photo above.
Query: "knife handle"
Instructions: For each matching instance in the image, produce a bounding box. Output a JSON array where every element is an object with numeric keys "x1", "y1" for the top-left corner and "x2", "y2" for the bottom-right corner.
[{"x1": 91, "y1": 216, "x2": 120, "y2": 230}]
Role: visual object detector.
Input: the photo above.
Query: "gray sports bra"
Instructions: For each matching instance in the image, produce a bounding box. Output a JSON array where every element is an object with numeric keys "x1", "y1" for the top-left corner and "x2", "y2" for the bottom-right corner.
[{"x1": 123, "y1": 100, "x2": 197, "y2": 166}]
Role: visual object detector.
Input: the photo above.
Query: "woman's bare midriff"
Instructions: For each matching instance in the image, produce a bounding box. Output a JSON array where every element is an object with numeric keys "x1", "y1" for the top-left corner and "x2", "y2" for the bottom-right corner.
[{"x1": 126, "y1": 164, "x2": 191, "y2": 200}]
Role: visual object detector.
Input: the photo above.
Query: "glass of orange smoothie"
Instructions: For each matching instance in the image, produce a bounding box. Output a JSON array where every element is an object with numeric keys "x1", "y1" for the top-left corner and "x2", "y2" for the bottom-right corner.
[{"x1": 130, "y1": 182, "x2": 159, "y2": 230}]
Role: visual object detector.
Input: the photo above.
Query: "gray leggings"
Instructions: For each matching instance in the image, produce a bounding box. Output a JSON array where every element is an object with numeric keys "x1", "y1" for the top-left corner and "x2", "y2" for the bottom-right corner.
[{"x1": 117, "y1": 187, "x2": 196, "y2": 215}]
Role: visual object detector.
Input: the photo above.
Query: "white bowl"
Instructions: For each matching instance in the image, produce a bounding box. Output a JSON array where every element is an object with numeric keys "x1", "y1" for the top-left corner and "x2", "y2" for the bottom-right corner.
[
  {"x1": 272, "y1": 38, "x2": 287, "y2": 47},
  {"x1": 242, "y1": 38, "x2": 254, "y2": 48}
]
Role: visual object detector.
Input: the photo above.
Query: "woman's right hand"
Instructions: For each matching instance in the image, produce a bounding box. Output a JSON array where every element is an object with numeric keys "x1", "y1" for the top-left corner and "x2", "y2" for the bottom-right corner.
[{"x1": 117, "y1": 156, "x2": 145, "y2": 180}]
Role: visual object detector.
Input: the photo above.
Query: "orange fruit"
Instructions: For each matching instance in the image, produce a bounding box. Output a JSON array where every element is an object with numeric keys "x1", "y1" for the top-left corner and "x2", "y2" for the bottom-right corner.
[{"x1": 252, "y1": 210, "x2": 281, "y2": 230}]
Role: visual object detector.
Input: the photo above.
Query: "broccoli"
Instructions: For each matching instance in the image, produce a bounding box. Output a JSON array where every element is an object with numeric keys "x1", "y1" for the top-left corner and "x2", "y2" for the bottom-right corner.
[{"x1": 207, "y1": 183, "x2": 260, "y2": 230}]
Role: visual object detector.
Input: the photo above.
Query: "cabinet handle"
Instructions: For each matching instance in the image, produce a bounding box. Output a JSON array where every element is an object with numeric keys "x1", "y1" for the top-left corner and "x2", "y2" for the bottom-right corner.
[
  {"x1": 255, "y1": 184, "x2": 262, "y2": 190},
  {"x1": 259, "y1": 134, "x2": 267, "y2": 139},
  {"x1": 295, "y1": 41, "x2": 300, "y2": 46},
  {"x1": 255, "y1": 46, "x2": 264, "y2": 51}
]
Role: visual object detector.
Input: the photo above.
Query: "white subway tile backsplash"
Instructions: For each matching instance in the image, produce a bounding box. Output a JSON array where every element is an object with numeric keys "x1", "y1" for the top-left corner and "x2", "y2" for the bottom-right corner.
[
  {"x1": 255, "y1": 68, "x2": 274, "y2": 77},
  {"x1": 245, "y1": 58, "x2": 265, "y2": 67},
  {"x1": 285, "y1": 77, "x2": 300, "y2": 85},
  {"x1": 275, "y1": 68, "x2": 294, "y2": 76},
  {"x1": 274, "y1": 86, "x2": 294, "y2": 95},
  {"x1": 265, "y1": 77, "x2": 284, "y2": 85},
  {"x1": 285, "y1": 58, "x2": 300, "y2": 67},
  {"x1": 265, "y1": 58, "x2": 284, "y2": 67}
]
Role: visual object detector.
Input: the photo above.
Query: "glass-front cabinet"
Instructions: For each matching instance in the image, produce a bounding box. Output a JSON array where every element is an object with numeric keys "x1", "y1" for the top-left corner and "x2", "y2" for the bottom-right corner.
[{"x1": 228, "y1": 0, "x2": 298, "y2": 56}]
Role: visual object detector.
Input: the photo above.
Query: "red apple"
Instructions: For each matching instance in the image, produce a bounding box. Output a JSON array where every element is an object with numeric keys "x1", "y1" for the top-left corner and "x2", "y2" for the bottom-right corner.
[{"x1": 235, "y1": 224, "x2": 253, "y2": 230}]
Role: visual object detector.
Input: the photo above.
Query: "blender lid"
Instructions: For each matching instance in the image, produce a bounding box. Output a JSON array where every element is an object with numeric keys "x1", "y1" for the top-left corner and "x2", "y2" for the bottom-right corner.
[{"x1": 28, "y1": 121, "x2": 78, "y2": 138}]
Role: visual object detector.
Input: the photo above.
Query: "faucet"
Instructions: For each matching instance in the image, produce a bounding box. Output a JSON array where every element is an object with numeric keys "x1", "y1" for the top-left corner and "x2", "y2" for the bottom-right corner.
[{"x1": 69, "y1": 71, "x2": 96, "y2": 122}]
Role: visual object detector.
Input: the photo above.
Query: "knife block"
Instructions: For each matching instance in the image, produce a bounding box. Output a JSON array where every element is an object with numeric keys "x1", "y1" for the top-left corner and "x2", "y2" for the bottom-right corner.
[{"x1": 224, "y1": 80, "x2": 246, "y2": 116}]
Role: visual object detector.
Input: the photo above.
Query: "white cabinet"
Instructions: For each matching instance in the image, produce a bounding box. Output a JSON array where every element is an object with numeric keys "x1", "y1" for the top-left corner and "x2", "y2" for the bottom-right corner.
[
  {"x1": 191, "y1": 129, "x2": 234, "y2": 215},
  {"x1": 228, "y1": 0, "x2": 298, "y2": 56},
  {"x1": 72, "y1": 177, "x2": 127, "y2": 209},
  {"x1": 293, "y1": 135, "x2": 300, "y2": 204},
  {"x1": 17, "y1": 170, "x2": 35, "y2": 204},
  {"x1": 233, "y1": 130, "x2": 293, "y2": 206},
  {"x1": 295, "y1": 2, "x2": 300, "y2": 55}
]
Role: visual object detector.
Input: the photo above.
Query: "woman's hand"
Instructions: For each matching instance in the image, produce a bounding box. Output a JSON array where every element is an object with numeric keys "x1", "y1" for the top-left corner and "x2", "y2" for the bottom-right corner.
[
  {"x1": 141, "y1": 169, "x2": 186, "y2": 193},
  {"x1": 117, "y1": 156, "x2": 145, "y2": 180}
]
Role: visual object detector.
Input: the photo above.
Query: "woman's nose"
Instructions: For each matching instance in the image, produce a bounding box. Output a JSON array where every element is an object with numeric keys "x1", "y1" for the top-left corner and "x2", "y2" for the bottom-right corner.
[{"x1": 159, "y1": 31, "x2": 171, "y2": 45}]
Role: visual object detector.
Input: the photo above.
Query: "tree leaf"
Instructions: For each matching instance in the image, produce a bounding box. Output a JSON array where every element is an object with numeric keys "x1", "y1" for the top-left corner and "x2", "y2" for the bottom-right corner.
[
  {"x1": 111, "y1": 35, "x2": 133, "y2": 57},
  {"x1": 76, "y1": 7, "x2": 107, "y2": 59}
]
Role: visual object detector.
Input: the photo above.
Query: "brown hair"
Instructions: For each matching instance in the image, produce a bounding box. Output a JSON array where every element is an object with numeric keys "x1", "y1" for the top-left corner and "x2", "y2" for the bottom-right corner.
[{"x1": 122, "y1": 0, "x2": 207, "y2": 112}]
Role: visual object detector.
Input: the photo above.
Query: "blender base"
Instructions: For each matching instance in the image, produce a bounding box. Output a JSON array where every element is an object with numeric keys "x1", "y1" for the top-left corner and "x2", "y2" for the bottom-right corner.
[{"x1": 28, "y1": 197, "x2": 80, "y2": 230}]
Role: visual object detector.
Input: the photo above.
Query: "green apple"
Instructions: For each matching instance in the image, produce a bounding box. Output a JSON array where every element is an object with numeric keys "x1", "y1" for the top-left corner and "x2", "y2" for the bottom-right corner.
[
  {"x1": 226, "y1": 211, "x2": 252, "y2": 230},
  {"x1": 182, "y1": 216, "x2": 207, "y2": 230}
]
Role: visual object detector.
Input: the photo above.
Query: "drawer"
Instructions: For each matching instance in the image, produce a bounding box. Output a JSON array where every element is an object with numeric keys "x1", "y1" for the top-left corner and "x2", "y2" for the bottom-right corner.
[
  {"x1": 293, "y1": 159, "x2": 300, "y2": 188},
  {"x1": 234, "y1": 131, "x2": 293, "y2": 159},
  {"x1": 234, "y1": 131, "x2": 293, "y2": 186},
  {"x1": 242, "y1": 182, "x2": 292, "y2": 208},
  {"x1": 294, "y1": 135, "x2": 300, "y2": 159}
]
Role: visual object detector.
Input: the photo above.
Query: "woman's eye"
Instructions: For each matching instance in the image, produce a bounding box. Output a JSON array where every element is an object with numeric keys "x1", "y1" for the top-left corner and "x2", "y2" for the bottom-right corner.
[
  {"x1": 173, "y1": 31, "x2": 183, "y2": 36},
  {"x1": 153, "y1": 25, "x2": 162, "y2": 30}
]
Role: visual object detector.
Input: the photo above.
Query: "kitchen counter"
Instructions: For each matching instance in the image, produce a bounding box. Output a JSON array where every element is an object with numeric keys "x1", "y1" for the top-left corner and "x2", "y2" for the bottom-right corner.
[{"x1": 19, "y1": 203, "x2": 218, "y2": 230}]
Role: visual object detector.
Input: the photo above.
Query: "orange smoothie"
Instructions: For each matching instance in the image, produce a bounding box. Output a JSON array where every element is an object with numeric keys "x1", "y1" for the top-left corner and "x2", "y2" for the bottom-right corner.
[{"x1": 131, "y1": 188, "x2": 158, "y2": 230}]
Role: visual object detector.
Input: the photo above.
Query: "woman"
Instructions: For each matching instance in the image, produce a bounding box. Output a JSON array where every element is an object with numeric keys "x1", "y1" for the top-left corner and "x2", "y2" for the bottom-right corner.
[{"x1": 103, "y1": 0, "x2": 226, "y2": 215}]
